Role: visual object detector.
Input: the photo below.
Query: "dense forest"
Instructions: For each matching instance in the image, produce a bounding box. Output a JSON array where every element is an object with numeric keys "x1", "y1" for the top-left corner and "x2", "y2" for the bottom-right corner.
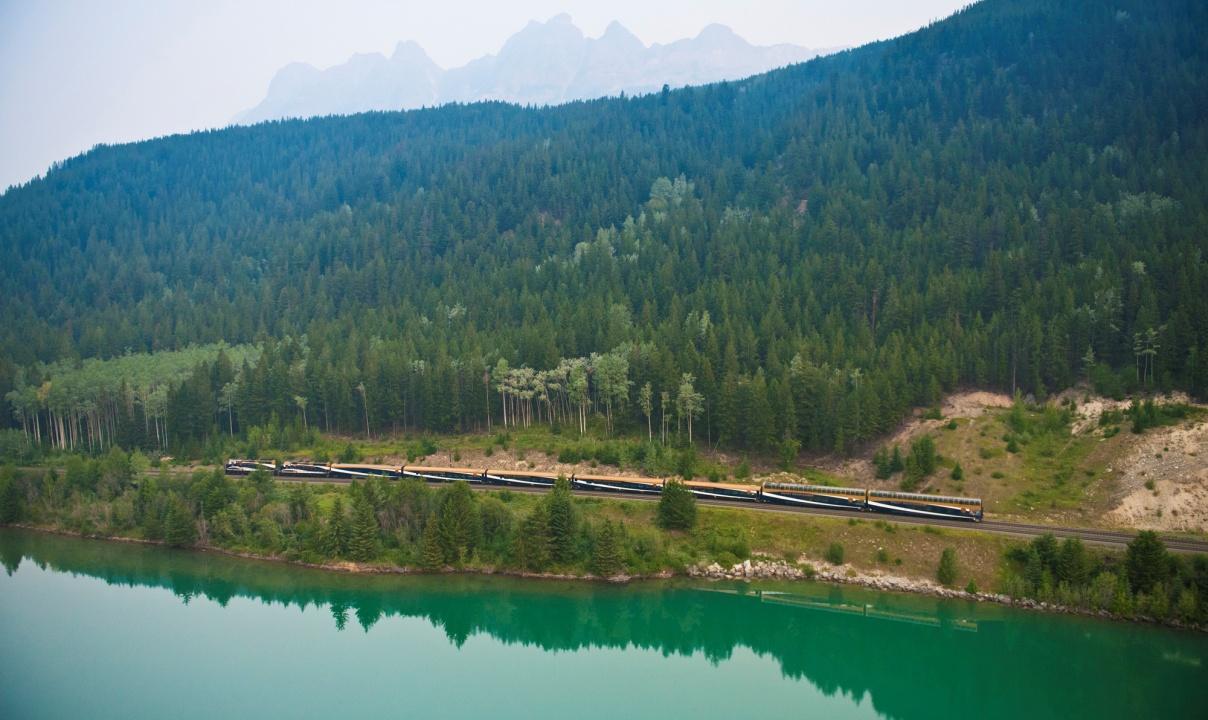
[{"x1": 1, "y1": 0, "x2": 1206, "y2": 458}]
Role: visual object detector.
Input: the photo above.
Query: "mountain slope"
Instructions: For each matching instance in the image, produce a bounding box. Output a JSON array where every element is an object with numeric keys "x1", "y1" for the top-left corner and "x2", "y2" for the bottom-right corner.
[
  {"x1": 1, "y1": 0, "x2": 1206, "y2": 455},
  {"x1": 236, "y1": 15, "x2": 823, "y2": 123}
]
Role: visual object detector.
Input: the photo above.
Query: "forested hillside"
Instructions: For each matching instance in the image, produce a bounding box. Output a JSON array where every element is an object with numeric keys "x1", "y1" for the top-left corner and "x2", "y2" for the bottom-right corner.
[{"x1": 1, "y1": 0, "x2": 1206, "y2": 458}]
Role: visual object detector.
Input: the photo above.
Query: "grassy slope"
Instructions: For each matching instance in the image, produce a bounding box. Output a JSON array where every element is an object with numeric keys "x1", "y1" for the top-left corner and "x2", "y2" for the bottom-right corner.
[{"x1": 869, "y1": 400, "x2": 1206, "y2": 530}]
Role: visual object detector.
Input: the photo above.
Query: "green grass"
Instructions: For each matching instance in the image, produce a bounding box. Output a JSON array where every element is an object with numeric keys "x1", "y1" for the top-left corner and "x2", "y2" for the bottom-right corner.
[
  {"x1": 1005, "y1": 409, "x2": 1099, "y2": 513},
  {"x1": 789, "y1": 467, "x2": 850, "y2": 487}
]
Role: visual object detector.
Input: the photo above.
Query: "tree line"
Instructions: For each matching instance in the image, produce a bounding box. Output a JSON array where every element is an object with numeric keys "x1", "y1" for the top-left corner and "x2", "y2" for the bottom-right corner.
[{"x1": 0, "y1": 452, "x2": 702, "y2": 578}]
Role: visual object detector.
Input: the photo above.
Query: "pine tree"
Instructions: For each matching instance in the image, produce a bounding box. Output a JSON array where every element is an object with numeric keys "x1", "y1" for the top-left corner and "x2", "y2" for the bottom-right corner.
[
  {"x1": 591, "y1": 521, "x2": 624, "y2": 577},
  {"x1": 320, "y1": 497, "x2": 350, "y2": 557},
  {"x1": 657, "y1": 480, "x2": 697, "y2": 530},
  {"x1": 546, "y1": 476, "x2": 576, "y2": 564},
  {"x1": 951, "y1": 462, "x2": 964, "y2": 481},
  {"x1": 163, "y1": 496, "x2": 197, "y2": 548},
  {"x1": 420, "y1": 515, "x2": 444, "y2": 570},
  {"x1": 347, "y1": 496, "x2": 379, "y2": 562}
]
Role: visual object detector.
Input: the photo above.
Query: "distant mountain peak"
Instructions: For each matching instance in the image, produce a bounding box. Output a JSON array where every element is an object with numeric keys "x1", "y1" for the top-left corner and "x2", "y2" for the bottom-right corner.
[
  {"x1": 698, "y1": 23, "x2": 740, "y2": 39},
  {"x1": 237, "y1": 18, "x2": 827, "y2": 123},
  {"x1": 602, "y1": 20, "x2": 631, "y2": 36},
  {"x1": 391, "y1": 40, "x2": 430, "y2": 62},
  {"x1": 599, "y1": 20, "x2": 643, "y2": 48}
]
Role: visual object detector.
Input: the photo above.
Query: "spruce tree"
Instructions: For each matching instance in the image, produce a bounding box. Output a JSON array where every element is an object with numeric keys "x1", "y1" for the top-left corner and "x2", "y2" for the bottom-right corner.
[
  {"x1": 163, "y1": 497, "x2": 197, "y2": 548},
  {"x1": 347, "y1": 496, "x2": 379, "y2": 562},
  {"x1": 889, "y1": 445, "x2": 904, "y2": 474},
  {"x1": 657, "y1": 480, "x2": 697, "y2": 530},
  {"x1": 514, "y1": 504, "x2": 550, "y2": 571},
  {"x1": 1055, "y1": 537, "x2": 1089, "y2": 587},
  {"x1": 546, "y1": 476, "x2": 576, "y2": 563},
  {"x1": 437, "y1": 481, "x2": 479, "y2": 564},
  {"x1": 1126, "y1": 531, "x2": 1168, "y2": 594},
  {"x1": 321, "y1": 497, "x2": 350, "y2": 558},
  {"x1": 591, "y1": 521, "x2": 624, "y2": 577},
  {"x1": 420, "y1": 516, "x2": 444, "y2": 570},
  {"x1": 873, "y1": 447, "x2": 891, "y2": 479}
]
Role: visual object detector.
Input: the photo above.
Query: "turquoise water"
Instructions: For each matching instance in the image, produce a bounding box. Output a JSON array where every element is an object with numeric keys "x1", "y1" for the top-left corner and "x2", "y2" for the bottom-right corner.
[{"x1": 1, "y1": 528, "x2": 1205, "y2": 719}]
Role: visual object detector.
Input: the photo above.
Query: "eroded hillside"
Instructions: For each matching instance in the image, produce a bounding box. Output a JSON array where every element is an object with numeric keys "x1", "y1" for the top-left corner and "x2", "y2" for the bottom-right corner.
[{"x1": 806, "y1": 391, "x2": 1207, "y2": 532}]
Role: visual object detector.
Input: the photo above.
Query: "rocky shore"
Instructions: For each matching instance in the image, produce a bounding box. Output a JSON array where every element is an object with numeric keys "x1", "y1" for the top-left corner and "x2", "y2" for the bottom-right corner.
[
  {"x1": 687, "y1": 556, "x2": 1204, "y2": 630},
  {"x1": 688, "y1": 556, "x2": 1006, "y2": 601}
]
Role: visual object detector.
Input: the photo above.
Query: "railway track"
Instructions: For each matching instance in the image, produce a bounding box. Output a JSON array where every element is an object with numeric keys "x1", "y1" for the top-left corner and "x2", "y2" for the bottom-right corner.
[
  {"x1": 18, "y1": 465, "x2": 1207, "y2": 552},
  {"x1": 269, "y1": 473, "x2": 1208, "y2": 553}
]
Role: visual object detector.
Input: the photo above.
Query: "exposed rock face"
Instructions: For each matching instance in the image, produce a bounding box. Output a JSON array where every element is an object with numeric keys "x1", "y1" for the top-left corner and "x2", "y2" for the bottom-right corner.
[{"x1": 237, "y1": 16, "x2": 830, "y2": 123}]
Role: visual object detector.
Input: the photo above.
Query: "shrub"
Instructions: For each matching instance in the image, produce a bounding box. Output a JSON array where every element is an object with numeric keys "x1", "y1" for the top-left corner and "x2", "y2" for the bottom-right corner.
[
  {"x1": 825, "y1": 542, "x2": 845, "y2": 565},
  {"x1": 873, "y1": 447, "x2": 892, "y2": 479},
  {"x1": 779, "y1": 437, "x2": 800, "y2": 470},
  {"x1": 676, "y1": 447, "x2": 698, "y2": 480},
  {"x1": 594, "y1": 444, "x2": 621, "y2": 467},
  {"x1": 338, "y1": 443, "x2": 360, "y2": 463},
  {"x1": 702, "y1": 525, "x2": 750, "y2": 560},
  {"x1": 937, "y1": 548, "x2": 958, "y2": 586},
  {"x1": 965, "y1": 579, "x2": 978, "y2": 594},
  {"x1": 951, "y1": 462, "x2": 964, "y2": 481},
  {"x1": 657, "y1": 480, "x2": 697, "y2": 530}
]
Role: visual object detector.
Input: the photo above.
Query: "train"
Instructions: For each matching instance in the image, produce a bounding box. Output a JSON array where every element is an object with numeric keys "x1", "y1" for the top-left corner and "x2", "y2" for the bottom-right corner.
[{"x1": 225, "y1": 459, "x2": 985, "y2": 522}]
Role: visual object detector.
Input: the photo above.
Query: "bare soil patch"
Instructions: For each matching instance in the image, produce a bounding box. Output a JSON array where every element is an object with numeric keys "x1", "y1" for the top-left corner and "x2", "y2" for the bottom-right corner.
[{"x1": 1105, "y1": 421, "x2": 1208, "y2": 532}]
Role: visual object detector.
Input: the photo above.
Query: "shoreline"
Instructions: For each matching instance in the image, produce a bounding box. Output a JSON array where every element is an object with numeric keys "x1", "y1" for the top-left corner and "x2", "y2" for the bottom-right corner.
[{"x1": 5, "y1": 522, "x2": 1203, "y2": 633}]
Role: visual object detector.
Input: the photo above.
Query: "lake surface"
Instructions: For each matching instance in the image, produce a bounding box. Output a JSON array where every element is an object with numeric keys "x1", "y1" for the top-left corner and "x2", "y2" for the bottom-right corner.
[{"x1": 1, "y1": 528, "x2": 1205, "y2": 719}]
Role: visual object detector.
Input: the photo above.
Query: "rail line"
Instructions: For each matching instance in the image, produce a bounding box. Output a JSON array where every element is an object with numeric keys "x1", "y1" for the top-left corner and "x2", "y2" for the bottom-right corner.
[{"x1": 268, "y1": 473, "x2": 1208, "y2": 553}]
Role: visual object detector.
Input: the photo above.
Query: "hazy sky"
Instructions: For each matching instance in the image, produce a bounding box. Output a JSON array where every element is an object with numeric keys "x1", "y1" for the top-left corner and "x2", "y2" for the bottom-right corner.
[{"x1": 0, "y1": 0, "x2": 967, "y2": 192}]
